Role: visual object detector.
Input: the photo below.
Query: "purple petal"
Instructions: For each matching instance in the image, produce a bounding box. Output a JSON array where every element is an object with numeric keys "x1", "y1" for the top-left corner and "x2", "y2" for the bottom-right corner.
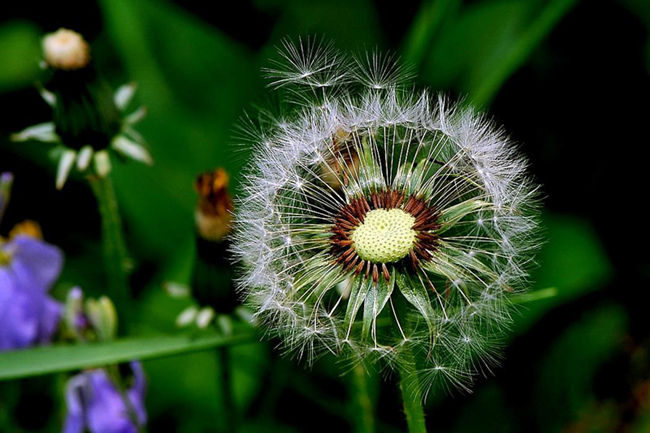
[
  {"x1": 0, "y1": 290, "x2": 38, "y2": 350},
  {"x1": 127, "y1": 362, "x2": 147, "y2": 426},
  {"x1": 63, "y1": 364, "x2": 148, "y2": 433},
  {"x1": 9, "y1": 235, "x2": 63, "y2": 292},
  {"x1": 37, "y1": 297, "x2": 62, "y2": 344},
  {"x1": 0, "y1": 268, "x2": 61, "y2": 351},
  {"x1": 86, "y1": 370, "x2": 138, "y2": 433},
  {"x1": 63, "y1": 375, "x2": 88, "y2": 433}
]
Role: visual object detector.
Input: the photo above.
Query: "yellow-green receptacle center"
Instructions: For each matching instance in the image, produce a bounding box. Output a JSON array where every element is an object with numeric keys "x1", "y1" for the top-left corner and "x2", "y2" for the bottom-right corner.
[{"x1": 351, "y1": 208, "x2": 416, "y2": 263}]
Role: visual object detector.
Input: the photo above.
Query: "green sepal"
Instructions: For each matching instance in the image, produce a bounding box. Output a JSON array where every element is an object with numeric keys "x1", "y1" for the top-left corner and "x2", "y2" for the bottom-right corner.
[
  {"x1": 437, "y1": 199, "x2": 489, "y2": 234},
  {"x1": 344, "y1": 276, "x2": 371, "y2": 338},
  {"x1": 354, "y1": 134, "x2": 386, "y2": 193},
  {"x1": 362, "y1": 274, "x2": 395, "y2": 342},
  {"x1": 395, "y1": 271, "x2": 437, "y2": 337},
  {"x1": 429, "y1": 242, "x2": 498, "y2": 283}
]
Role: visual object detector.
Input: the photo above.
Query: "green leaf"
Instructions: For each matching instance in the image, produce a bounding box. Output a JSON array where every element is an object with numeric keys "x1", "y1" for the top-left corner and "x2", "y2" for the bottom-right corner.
[
  {"x1": 0, "y1": 329, "x2": 257, "y2": 381},
  {"x1": 421, "y1": 0, "x2": 576, "y2": 107},
  {"x1": 0, "y1": 21, "x2": 41, "y2": 92},
  {"x1": 467, "y1": 0, "x2": 578, "y2": 107},
  {"x1": 515, "y1": 212, "x2": 614, "y2": 332},
  {"x1": 534, "y1": 305, "x2": 627, "y2": 431}
]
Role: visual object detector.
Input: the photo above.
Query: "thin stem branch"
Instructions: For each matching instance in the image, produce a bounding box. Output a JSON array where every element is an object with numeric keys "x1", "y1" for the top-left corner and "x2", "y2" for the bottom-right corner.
[{"x1": 89, "y1": 174, "x2": 131, "y2": 332}]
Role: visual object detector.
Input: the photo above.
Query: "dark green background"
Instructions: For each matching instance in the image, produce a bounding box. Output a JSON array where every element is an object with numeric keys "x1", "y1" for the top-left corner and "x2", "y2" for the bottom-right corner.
[{"x1": 1, "y1": 0, "x2": 649, "y2": 431}]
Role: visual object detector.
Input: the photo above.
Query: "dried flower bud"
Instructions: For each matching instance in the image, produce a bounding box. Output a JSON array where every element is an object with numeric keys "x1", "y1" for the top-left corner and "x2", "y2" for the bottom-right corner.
[
  {"x1": 42, "y1": 28, "x2": 90, "y2": 71},
  {"x1": 194, "y1": 168, "x2": 234, "y2": 242}
]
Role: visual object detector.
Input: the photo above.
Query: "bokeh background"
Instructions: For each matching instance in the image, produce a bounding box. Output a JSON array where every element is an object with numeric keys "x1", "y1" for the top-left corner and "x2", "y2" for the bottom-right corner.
[{"x1": 1, "y1": 0, "x2": 650, "y2": 431}]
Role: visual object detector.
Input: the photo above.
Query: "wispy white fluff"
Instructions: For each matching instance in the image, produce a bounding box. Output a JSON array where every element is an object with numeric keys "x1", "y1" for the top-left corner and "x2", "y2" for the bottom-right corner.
[{"x1": 231, "y1": 39, "x2": 541, "y2": 395}]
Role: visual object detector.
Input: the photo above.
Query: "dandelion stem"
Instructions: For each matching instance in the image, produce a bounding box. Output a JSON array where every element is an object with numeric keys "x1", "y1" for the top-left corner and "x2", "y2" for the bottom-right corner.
[
  {"x1": 350, "y1": 362, "x2": 375, "y2": 433},
  {"x1": 398, "y1": 346, "x2": 427, "y2": 433},
  {"x1": 89, "y1": 174, "x2": 131, "y2": 331},
  {"x1": 217, "y1": 346, "x2": 237, "y2": 432}
]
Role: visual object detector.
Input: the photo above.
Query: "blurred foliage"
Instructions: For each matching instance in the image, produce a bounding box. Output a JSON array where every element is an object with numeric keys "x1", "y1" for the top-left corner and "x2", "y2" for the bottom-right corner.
[{"x1": 1, "y1": 0, "x2": 649, "y2": 432}]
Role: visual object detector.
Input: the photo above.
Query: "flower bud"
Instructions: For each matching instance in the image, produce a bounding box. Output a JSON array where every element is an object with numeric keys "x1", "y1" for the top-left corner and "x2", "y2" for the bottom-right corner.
[
  {"x1": 192, "y1": 168, "x2": 238, "y2": 314},
  {"x1": 85, "y1": 296, "x2": 117, "y2": 342},
  {"x1": 63, "y1": 287, "x2": 87, "y2": 340},
  {"x1": 175, "y1": 306, "x2": 198, "y2": 328},
  {"x1": 195, "y1": 307, "x2": 215, "y2": 329},
  {"x1": 194, "y1": 168, "x2": 234, "y2": 242},
  {"x1": 42, "y1": 28, "x2": 90, "y2": 71},
  {"x1": 12, "y1": 30, "x2": 151, "y2": 189},
  {"x1": 0, "y1": 172, "x2": 13, "y2": 222},
  {"x1": 63, "y1": 288, "x2": 118, "y2": 343}
]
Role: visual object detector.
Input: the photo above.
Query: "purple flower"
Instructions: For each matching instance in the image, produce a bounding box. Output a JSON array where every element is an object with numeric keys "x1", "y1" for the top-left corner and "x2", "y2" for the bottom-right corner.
[
  {"x1": 64, "y1": 362, "x2": 147, "y2": 433},
  {"x1": 0, "y1": 234, "x2": 63, "y2": 350}
]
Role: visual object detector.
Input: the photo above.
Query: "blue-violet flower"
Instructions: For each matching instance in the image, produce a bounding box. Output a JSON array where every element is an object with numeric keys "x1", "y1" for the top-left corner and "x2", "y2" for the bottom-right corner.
[
  {"x1": 64, "y1": 361, "x2": 147, "y2": 433},
  {"x1": 0, "y1": 233, "x2": 63, "y2": 350}
]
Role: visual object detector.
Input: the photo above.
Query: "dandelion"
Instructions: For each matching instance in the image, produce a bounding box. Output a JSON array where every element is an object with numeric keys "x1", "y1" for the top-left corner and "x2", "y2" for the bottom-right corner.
[
  {"x1": 232, "y1": 38, "x2": 541, "y2": 396},
  {"x1": 11, "y1": 28, "x2": 151, "y2": 189}
]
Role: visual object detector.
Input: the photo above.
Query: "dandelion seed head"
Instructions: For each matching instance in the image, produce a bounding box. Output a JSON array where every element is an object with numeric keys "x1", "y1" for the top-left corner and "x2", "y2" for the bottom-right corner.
[{"x1": 232, "y1": 39, "x2": 541, "y2": 395}]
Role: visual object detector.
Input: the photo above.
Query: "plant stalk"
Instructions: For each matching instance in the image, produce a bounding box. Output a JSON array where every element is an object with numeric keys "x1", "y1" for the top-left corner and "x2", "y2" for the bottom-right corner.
[
  {"x1": 398, "y1": 347, "x2": 427, "y2": 433},
  {"x1": 217, "y1": 346, "x2": 237, "y2": 432},
  {"x1": 350, "y1": 362, "x2": 375, "y2": 433},
  {"x1": 89, "y1": 174, "x2": 131, "y2": 332}
]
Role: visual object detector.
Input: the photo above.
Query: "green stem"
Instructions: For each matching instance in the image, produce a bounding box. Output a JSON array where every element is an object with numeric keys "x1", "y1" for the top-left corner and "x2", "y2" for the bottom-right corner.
[
  {"x1": 350, "y1": 362, "x2": 375, "y2": 433},
  {"x1": 89, "y1": 174, "x2": 131, "y2": 331},
  {"x1": 398, "y1": 346, "x2": 427, "y2": 433},
  {"x1": 217, "y1": 346, "x2": 237, "y2": 432}
]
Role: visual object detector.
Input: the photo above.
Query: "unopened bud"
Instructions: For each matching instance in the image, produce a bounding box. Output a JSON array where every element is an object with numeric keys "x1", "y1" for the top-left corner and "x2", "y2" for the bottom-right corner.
[
  {"x1": 42, "y1": 28, "x2": 90, "y2": 71},
  {"x1": 85, "y1": 296, "x2": 117, "y2": 341},
  {"x1": 64, "y1": 287, "x2": 87, "y2": 340},
  {"x1": 175, "y1": 306, "x2": 198, "y2": 328},
  {"x1": 0, "y1": 172, "x2": 13, "y2": 222},
  {"x1": 195, "y1": 168, "x2": 233, "y2": 242},
  {"x1": 196, "y1": 307, "x2": 215, "y2": 329}
]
